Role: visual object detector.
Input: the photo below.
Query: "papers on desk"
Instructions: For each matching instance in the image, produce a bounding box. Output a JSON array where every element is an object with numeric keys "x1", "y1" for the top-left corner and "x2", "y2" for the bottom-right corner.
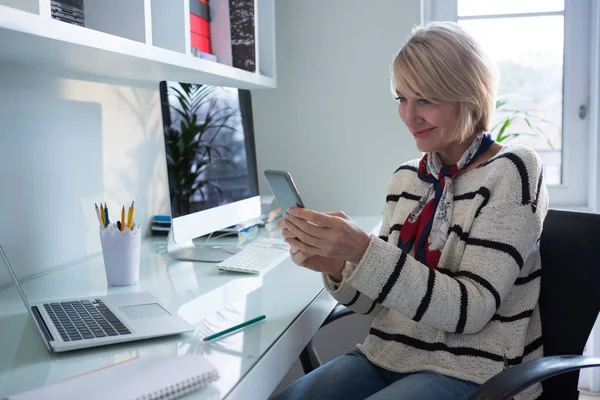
[{"x1": 7, "y1": 355, "x2": 219, "y2": 400}]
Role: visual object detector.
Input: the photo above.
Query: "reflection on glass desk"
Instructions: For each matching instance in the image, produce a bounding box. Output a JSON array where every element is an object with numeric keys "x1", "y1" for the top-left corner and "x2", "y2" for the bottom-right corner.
[{"x1": 0, "y1": 217, "x2": 381, "y2": 400}]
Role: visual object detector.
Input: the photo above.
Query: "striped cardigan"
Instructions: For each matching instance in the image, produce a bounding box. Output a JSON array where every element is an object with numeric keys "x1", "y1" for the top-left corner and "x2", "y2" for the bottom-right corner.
[{"x1": 323, "y1": 144, "x2": 548, "y2": 400}]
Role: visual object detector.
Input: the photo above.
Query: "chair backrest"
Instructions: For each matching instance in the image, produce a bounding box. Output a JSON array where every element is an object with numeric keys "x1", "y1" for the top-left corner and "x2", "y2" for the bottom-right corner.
[{"x1": 539, "y1": 209, "x2": 600, "y2": 399}]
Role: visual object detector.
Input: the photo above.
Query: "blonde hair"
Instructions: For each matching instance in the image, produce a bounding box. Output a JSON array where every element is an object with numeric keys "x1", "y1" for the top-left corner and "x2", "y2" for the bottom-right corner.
[{"x1": 392, "y1": 21, "x2": 497, "y2": 142}]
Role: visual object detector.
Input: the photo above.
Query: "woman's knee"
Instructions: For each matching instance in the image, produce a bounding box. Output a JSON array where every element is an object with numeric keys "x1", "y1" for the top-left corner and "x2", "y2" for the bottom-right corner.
[{"x1": 272, "y1": 350, "x2": 387, "y2": 400}]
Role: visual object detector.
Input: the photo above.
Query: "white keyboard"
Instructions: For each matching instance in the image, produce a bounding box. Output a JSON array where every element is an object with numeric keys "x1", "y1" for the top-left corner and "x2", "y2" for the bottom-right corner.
[{"x1": 216, "y1": 238, "x2": 290, "y2": 274}]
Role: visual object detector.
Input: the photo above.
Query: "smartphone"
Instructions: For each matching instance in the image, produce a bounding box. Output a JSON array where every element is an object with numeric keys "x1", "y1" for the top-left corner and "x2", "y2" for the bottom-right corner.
[{"x1": 264, "y1": 169, "x2": 305, "y2": 212}]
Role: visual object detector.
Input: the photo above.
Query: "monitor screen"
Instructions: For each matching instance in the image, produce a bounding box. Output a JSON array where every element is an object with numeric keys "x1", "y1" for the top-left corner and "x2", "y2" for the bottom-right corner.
[
  {"x1": 159, "y1": 81, "x2": 259, "y2": 220},
  {"x1": 159, "y1": 81, "x2": 261, "y2": 250}
]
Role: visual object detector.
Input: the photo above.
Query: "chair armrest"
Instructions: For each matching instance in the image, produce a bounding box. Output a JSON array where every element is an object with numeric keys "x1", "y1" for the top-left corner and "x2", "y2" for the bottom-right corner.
[
  {"x1": 468, "y1": 355, "x2": 600, "y2": 400},
  {"x1": 321, "y1": 304, "x2": 355, "y2": 328}
]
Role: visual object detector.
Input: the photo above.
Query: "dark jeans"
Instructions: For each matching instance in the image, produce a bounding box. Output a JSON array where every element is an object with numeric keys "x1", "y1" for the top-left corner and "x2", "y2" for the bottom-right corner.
[{"x1": 272, "y1": 349, "x2": 481, "y2": 400}]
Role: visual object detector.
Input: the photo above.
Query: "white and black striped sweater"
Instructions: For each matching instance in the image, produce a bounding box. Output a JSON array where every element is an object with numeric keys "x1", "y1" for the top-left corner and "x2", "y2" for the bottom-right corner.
[{"x1": 323, "y1": 144, "x2": 549, "y2": 400}]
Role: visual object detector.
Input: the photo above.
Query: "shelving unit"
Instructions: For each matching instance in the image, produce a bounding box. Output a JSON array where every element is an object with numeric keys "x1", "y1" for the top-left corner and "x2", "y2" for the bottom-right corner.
[{"x1": 0, "y1": 0, "x2": 276, "y2": 89}]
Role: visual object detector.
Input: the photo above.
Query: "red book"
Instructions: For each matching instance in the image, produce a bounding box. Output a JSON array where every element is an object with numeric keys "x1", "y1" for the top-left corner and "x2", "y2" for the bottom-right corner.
[
  {"x1": 190, "y1": 13, "x2": 210, "y2": 38},
  {"x1": 191, "y1": 31, "x2": 211, "y2": 54},
  {"x1": 189, "y1": 0, "x2": 212, "y2": 54}
]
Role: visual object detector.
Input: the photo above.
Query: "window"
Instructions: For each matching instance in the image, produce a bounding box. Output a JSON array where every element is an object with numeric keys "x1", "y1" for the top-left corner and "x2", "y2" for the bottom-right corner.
[{"x1": 426, "y1": 0, "x2": 594, "y2": 208}]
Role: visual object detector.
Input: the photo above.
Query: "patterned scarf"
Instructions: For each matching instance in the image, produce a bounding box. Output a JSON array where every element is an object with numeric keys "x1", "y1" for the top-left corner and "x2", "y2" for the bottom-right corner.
[{"x1": 398, "y1": 133, "x2": 494, "y2": 268}]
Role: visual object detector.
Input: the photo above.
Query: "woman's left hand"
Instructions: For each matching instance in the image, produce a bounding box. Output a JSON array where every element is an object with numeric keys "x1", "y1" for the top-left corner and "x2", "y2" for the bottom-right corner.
[{"x1": 281, "y1": 208, "x2": 371, "y2": 265}]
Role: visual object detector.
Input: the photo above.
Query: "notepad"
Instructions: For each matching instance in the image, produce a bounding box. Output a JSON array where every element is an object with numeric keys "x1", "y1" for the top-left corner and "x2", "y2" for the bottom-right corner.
[{"x1": 8, "y1": 355, "x2": 219, "y2": 400}]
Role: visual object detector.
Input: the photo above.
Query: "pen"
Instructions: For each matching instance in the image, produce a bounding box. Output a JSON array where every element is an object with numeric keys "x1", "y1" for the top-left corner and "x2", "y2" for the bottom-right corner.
[
  {"x1": 104, "y1": 203, "x2": 110, "y2": 227},
  {"x1": 202, "y1": 315, "x2": 266, "y2": 342}
]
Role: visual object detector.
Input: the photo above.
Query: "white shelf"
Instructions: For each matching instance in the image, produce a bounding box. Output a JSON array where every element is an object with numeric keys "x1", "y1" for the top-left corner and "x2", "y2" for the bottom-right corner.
[{"x1": 0, "y1": 3, "x2": 276, "y2": 89}]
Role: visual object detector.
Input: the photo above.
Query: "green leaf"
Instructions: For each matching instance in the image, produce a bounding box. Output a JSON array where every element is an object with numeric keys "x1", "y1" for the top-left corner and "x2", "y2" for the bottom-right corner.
[{"x1": 496, "y1": 117, "x2": 513, "y2": 139}]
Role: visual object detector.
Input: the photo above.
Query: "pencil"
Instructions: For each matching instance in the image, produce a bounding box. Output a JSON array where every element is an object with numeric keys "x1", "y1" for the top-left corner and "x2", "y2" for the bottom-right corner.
[
  {"x1": 121, "y1": 206, "x2": 125, "y2": 231},
  {"x1": 100, "y1": 203, "x2": 106, "y2": 228},
  {"x1": 127, "y1": 201, "x2": 135, "y2": 229},
  {"x1": 202, "y1": 315, "x2": 266, "y2": 342}
]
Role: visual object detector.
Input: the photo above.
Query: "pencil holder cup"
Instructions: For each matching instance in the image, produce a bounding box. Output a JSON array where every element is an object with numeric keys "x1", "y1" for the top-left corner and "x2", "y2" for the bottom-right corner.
[{"x1": 99, "y1": 223, "x2": 142, "y2": 286}]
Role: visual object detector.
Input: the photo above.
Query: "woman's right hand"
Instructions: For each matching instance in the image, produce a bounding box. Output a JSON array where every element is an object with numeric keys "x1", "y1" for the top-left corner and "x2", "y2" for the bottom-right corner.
[{"x1": 278, "y1": 218, "x2": 344, "y2": 281}]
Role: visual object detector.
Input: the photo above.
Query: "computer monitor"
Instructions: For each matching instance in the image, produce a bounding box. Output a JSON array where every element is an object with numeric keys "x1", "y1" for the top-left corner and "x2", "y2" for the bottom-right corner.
[{"x1": 159, "y1": 81, "x2": 261, "y2": 262}]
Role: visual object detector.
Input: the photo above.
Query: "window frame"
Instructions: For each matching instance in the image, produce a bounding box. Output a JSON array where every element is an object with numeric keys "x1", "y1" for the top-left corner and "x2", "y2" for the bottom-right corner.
[{"x1": 424, "y1": 0, "x2": 597, "y2": 210}]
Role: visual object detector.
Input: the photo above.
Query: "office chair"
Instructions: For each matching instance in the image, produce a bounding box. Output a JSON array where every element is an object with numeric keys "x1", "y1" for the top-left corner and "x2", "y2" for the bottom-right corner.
[{"x1": 299, "y1": 209, "x2": 600, "y2": 400}]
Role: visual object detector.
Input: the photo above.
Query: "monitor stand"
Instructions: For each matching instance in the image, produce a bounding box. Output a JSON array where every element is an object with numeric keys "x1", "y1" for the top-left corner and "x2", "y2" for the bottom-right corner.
[{"x1": 166, "y1": 229, "x2": 243, "y2": 263}]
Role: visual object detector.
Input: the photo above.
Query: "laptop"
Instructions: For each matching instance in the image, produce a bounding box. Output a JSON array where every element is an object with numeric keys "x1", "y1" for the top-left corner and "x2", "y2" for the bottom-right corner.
[{"x1": 0, "y1": 244, "x2": 194, "y2": 353}]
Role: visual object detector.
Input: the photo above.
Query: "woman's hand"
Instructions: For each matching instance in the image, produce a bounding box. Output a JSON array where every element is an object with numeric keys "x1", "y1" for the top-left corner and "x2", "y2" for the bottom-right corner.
[
  {"x1": 277, "y1": 216, "x2": 345, "y2": 280},
  {"x1": 280, "y1": 208, "x2": 371, "y2": 265},
  {"x1": 287, "y1": 245, "x2": 345, "y2": 281}
]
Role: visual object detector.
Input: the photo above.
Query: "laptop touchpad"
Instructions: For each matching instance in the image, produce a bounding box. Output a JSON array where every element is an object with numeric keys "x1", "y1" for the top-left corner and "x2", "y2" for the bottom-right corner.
[{"x1": 119, "y1": 303, "x2": 171, "y2": 319}]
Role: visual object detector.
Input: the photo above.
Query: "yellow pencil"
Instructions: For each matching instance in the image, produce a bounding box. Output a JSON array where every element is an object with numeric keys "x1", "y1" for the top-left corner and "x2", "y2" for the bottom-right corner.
[
  {"x1": 100, "y1": 203, "x2": 106, "y2": 228},
  {"x1": 127, "y1": 201, "x2": 133, "y2": 229},
  {"x1": 121, "y1": 206, "x2": 125, "y2": 231},
  {"x1": 127, "y1": 206, "x2": 131, "y2": 229}
]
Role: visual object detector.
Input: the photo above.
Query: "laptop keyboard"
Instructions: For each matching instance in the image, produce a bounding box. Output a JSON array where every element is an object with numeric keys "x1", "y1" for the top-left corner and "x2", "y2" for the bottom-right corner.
[{"x1": 43, "y1": 299, "x2": 131, "y2": 342}]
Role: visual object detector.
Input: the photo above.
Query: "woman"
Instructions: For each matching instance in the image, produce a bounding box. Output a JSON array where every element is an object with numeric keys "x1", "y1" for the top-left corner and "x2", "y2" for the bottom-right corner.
[{"x1": 272, "y1": 22, "x2": 548, "y2": 400}]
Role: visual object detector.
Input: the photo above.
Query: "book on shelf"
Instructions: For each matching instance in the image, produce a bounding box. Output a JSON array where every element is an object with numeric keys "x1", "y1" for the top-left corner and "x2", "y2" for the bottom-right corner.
[
  {"x1": 50, "y1": 0, "x2": 85, "y2": 27},
  {"x1": 209, "y1": 0, "x2": 256, "y2": 72},
  {"x1": 190, "y1": 0, "x2": 213, "y2": 57},
  {"x1": 7, "y1": 355, "x2": 219, "y2": 400},
  {"x1": 229, "y1": 0, "x2": 256, "y2": 72}
]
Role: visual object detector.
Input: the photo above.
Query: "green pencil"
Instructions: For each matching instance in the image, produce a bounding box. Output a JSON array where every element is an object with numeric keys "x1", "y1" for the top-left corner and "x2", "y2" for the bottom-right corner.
[{"x1": 203, "y1": 315, "x2": 266, "y2": 342}]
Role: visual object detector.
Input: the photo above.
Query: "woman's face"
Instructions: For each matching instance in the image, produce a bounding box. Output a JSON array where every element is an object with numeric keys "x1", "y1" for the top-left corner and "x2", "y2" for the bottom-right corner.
[{"x1": 396, "y1": 91, "x2": 461, "y2": 154}]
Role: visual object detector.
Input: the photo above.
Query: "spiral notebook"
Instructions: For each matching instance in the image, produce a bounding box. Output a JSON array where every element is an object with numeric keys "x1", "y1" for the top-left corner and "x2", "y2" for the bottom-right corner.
[{"x1": 8, "y1": 355, "x2": 219, "y2": 400}]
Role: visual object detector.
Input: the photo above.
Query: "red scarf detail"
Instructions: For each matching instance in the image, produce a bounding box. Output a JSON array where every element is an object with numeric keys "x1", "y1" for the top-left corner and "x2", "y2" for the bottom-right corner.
[{"x1": 399, "y1": 155, "x2": 458, "y2": 268}]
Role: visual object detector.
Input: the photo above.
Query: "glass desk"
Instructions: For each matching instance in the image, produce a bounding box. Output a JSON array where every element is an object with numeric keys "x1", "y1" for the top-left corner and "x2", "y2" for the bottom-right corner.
[{"x1": 0, "y1": 216, "x2": 380, "y2": 399}]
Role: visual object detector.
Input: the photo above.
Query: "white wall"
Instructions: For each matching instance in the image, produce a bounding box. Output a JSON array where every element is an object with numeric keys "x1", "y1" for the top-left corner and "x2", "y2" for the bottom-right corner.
[
  {"x1": 252, "y1": 0, "x2": 421, "y2": 217},
  {"x1": 0, "y1": 63, "x2": 171, "y2": 287},
  {"x1": 0, "y1": 0, "x2": 38, "y2": 14}
]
